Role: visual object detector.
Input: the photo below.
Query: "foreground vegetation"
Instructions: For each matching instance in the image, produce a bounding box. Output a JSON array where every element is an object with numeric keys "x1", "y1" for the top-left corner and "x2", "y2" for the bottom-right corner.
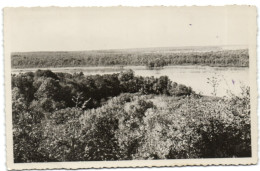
[
  {"x1": 12, "y1": 70, "x2": 251, "y2": 162},
  {"x1": 12, "y1": 48, "x2": 249, "y2": 68}
]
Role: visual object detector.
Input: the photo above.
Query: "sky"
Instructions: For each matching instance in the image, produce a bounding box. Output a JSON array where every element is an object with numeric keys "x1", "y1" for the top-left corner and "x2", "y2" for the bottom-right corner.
[{"x1": 4, "y1": 6, "x2": 256, "y2": 52}]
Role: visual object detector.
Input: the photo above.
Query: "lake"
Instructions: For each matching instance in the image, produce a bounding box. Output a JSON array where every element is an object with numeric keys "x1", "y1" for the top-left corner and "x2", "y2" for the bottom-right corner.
[{"x1": 12, "y1": 65, "x2": 249, "y2": 97}]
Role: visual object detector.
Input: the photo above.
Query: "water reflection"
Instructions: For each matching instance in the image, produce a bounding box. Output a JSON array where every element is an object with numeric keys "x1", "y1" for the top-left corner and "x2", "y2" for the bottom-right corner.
[{"x1": 12, "y1": 65, "x2": 249, "y2": 97}]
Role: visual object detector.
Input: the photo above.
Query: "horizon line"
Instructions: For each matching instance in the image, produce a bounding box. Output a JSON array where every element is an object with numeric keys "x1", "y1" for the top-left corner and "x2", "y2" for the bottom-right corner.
[{"x1": 11, "y1": 44, "x2": 248, "y2": 54}]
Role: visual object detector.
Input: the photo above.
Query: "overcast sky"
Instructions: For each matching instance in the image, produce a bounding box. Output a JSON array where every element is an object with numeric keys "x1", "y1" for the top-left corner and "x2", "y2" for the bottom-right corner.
[{"x1": 4, "y1": 6, "x2": 256, "y2": 52}]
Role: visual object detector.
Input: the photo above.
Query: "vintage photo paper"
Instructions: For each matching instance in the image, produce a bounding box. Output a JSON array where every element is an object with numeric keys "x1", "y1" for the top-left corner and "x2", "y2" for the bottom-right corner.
[{"x1": 4, "y1": 6, "x2": 257, "y2": 170}]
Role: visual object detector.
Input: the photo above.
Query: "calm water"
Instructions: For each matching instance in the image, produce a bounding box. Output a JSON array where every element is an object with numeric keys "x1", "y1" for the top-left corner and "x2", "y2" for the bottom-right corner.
[{"x1": 12, "y1": 65, "x2": 249, "y2": 97}]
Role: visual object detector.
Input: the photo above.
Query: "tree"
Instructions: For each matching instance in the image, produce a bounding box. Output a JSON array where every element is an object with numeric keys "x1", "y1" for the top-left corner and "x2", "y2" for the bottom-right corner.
[
  {"x1": 12, "y1": 87, "x2": 27, "y2": 125},
  {"x1": 118, "y1": 69, "x2": 134, "y2": 82},
  {"x1": 35, "y1": 69, "x2": 59, "y2": 80},
  {"x1": 12, "y1": 72, "x2": 35, "y2": 103},
  {"x1": 40, "y1": 108, "x2": 85, "y2": 161},
  {"x1": 34, "y1": 78, "x2": 61, "y2": 100}
]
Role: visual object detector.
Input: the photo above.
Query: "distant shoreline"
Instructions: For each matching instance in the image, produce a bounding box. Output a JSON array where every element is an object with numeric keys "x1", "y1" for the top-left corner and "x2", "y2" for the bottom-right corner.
[
  {"x1": 11, "y1": 48, "x2": 249, "y2": 69},
  {"x1": 11, "y1": 64, "x2": 249, "y2": 70},
  {"x1": 11, "y1": 65, "x2": 249, "y2": 75}
]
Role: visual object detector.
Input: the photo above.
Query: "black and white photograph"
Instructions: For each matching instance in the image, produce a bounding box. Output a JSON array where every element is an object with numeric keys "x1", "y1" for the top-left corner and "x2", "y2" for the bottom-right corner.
[{"x1": 4, "y1": 6, "x2": 257, "y2": 170}]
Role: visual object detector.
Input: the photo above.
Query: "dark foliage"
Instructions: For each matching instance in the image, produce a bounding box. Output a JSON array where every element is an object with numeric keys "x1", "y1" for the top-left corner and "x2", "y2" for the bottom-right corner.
[{"x1": 12, "y1": 69, "x2": 251, "y2": 162}]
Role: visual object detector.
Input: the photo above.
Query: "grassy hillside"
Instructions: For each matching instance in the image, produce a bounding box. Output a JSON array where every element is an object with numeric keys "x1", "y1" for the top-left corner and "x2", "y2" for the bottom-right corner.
[{"x1": 11, "y1": 47, "x2": 249, "y2": 68}]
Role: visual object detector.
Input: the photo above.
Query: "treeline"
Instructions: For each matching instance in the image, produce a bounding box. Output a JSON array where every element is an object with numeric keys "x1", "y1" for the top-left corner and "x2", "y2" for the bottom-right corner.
[
  {"x1": 12, "y1": 69, "x2": 192, "y2": 112},
  {"x1": 12, "y1": 68, "x2": 251, "y2": 161},
  {"x1": 11, "y1": 49, "x2": 249, "y2": 68}
]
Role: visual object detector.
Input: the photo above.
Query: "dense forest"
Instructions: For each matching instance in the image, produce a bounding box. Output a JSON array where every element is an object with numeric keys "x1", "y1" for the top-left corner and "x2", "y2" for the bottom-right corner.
[
  {"x1": 11, "y1": 48, "x2": 249, "y2": 68},
  {"x1": 12, "y1": 69, "x2": 251, "y2": 162}
]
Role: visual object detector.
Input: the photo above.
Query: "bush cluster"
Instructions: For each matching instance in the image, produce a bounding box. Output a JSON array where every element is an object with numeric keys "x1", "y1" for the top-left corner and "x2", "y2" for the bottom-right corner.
[{"x1": 12, "y1": 70, "x2": 250, "y2": 162}]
